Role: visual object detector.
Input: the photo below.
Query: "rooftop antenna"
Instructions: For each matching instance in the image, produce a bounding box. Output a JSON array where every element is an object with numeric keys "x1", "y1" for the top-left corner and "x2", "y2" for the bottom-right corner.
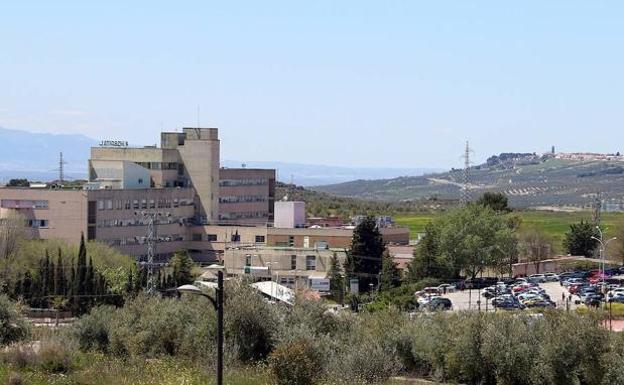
[
  {"x1": 460, "y1": 141, "x2": 473, "y2": 205},
  {"x1": 194, "y1": 105, "x2": 201, "y2": 138}
]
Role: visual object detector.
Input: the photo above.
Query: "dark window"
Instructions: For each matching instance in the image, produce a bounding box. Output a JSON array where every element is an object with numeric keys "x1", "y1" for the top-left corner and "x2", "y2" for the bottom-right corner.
[
  {"x1": 255, "y1": 235, "x2": 265, "y2": 243},
  {"x1": 192, "y1": 233, "x2": 202, "y2": 241},
  {"x1": 207, "y1": 234, "x2": 218, "y2": 242},
  {"x1": 288, "y1": 236, "x2": 295, "y2": 247},
  {"x1": 291, "y1": 255, "x2": 297, "y2": 270},
  {"x1": 88, "y1": 201, "x2": 97, "y2": 224},
  {"x1": 231, "y1": 233, "x2": 241, "y2": 242},
  {"x1": 87, "y1": 226, "x2": 96, "y2": 240},
  {"x1": 138, "y1": 178, "x2": 143, "y2": 184},
  {"x1": 305, "y1": 255, "x2": 316, "y2": 271},
  {"x1": 245, "y1": 255, "x2": 251, "y2": 266}
]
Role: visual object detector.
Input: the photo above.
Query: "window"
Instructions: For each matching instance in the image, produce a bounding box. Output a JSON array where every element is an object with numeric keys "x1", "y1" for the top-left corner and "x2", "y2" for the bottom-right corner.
[
  {"x1": 291, "y1": 255, "x2": 297, "y2": 270},
  {"x1": 288, "y1": 236, "x2": 295, "y2": 247},
  {"x1": 27, "y1": 219, "x2": 48, "y2": 228},
  {"x1": 303, "y1": 236, "x2": 310, "y2": 248},
  {"x1": 133, "y1": 200, "x2": 139, "y2": 209},
  {"x1": 305, "y1": 256, "x2": 316, "y2": 271},
  {"x1": 106, "y1": 200, "x2": 113, "y2": 210},
  {"x1": 207, "y1": 234, "x2": 218, "y2": 242},
  {"x1": 245, "y1": 254, "x2": 252, "y2": 266},
  {"x1": 192, "y1": 233, "x2": 202, "y2": 241},
  {"x1": 34, "y1": 200, "x2": 48, "y2": 209},
  {"x1": 141, "y1": 199, "x2": 147, "y2": 209},
  {"x1": 97, "y1": 200, "x2": 104, "y2": 210},
  {"x1": 255, "y1": 235, "x2": 265, "y2": 243},
  {"x1": 138, "y1": 178, "x2": 144, "y2": 185},
  {"x1": 149, "y1": 199, "x2": 155, "y2": 209},
  {"x1": 231, "y1": 233, "x2": 241, "y2": 242},
  {"x1": 125, "y1": 200, "x2": 131, "y2": 210}
]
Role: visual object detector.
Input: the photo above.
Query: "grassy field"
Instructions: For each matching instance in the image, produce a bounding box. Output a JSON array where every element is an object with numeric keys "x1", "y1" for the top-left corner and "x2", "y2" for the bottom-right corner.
[
  {"x1": 0, "y1": 355, "x2": 443, "y2": 385},
  {"x1": 395, "y1": 210, "x2": 624, "y2": 255}
]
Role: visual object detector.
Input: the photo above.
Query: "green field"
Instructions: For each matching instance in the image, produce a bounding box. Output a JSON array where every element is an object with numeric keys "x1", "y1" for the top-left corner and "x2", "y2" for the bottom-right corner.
[{"x1": 395, "y1": 210, "x2": 624, "y2": 254}]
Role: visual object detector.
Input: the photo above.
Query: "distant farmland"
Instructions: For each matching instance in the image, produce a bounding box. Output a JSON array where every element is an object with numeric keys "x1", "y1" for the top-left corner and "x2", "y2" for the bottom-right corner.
[{"x1": 395, "y1": 211, "x2": 624, "y2": 255}]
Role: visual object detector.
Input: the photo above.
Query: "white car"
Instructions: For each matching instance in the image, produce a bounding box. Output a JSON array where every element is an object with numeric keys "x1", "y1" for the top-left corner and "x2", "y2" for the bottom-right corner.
[
  {"x1": 544, "y1": 273, "x2": 559, "y2": 282},
  {"x1": 529, "y1": 274, "x2": 546, "y2": 283},
  {"x1": 437, "y1": 284, "x2": 456, "y2": 293}
]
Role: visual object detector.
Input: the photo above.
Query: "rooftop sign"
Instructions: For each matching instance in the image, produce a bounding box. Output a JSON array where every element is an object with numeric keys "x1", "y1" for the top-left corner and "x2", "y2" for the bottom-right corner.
[{"x1": 99, "y1": 140, "x2": 128, "y2": 147}]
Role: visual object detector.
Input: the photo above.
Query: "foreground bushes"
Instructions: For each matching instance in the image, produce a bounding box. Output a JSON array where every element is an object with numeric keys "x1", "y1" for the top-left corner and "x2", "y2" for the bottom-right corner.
[
  {"x1": 0, "y1": 295, "x2": 29, "y2": 346},
  {"x1": 65, "y1": 288, "x2": 624, "y2": 384}
]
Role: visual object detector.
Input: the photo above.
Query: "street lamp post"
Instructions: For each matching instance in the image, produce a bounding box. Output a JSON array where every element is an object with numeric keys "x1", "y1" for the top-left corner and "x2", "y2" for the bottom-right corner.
[
  {"x1": 177, "y1": 271, "x2": 224, "y2": 385},
  {"x1": 590, "y1": 226, "x2": 617, "y2": 292}
]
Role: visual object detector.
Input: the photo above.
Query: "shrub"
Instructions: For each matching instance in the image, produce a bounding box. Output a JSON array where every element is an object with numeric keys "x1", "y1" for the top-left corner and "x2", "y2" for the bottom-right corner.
[
  {"x1": 37, "y1": 337, "x2": 75, "y2": 373},
  {"x1": 269, "y1": 339, "x2": 319, "y2": 385},
  {"x1": 0, "y1": 295, "x2": 29, "y2": 346},
  {"x1": 6, "y1": 373, "x2": 23, "y2": 385},
  {"x1": 0, "y1": 343, "x2": 37, "y2": 369},
  {"x1": 72, "y1": 305, "x2": 116, "y2": 352},
  {"x1": 226, "y1": 280, "x2": 278, "y2": 362}
]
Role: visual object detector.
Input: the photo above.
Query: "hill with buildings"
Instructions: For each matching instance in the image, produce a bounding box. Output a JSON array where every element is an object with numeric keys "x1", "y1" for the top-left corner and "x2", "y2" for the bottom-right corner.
[{"x1": 313, "y1": 153, "x2": 624, "y2": 210}]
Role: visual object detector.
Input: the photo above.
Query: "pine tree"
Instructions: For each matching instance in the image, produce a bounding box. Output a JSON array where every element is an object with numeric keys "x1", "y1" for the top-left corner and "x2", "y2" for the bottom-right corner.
[
  {"x1": 54, "y1": 251, "x2": 66, "y2": 296},
  {"x1": 328, "y1": 252, "x2": 345, "y2": 304},
  {"x1": 379, "y1": 249, "x2": 401, "y2": 292},
  {"x1": 349, "y1": 216, "x2": 385, "y2": 292}
]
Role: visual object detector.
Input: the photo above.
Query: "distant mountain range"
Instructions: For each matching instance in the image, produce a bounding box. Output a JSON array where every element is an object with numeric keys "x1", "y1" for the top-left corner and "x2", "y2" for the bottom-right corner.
[
  {"x1": 0, "y1": 127, "x2": 438, "y2": 185},
  {"x1": 313, "y1": 153, "x2": 624, "y2": 209}
]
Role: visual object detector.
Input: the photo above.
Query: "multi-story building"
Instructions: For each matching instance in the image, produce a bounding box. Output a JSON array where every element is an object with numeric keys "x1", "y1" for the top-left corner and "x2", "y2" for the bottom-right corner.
[
  {"x1": 0, "y1": 126, "x2": 411, "y2": 268},
  {"x1": 218, "y1": 168, "x2": 275, "y2": 225},
  {"x1": 0, "y1": 128, "x2": 275, "y2": 262}
]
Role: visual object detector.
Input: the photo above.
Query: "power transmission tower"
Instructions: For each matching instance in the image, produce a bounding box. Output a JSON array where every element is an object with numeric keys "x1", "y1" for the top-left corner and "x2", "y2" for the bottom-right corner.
[
  {"x1": 135, "y1": 211, "x2": 170, "y2": 294},
  {"x1": 592, "y1": 192, "x2": 603, "y2": 226},
  {"x1": 460, "y1": 141, "x2": 473, "y2": 205},
  {"x1": 59, "y1": 152, "x2": 67, "y2": 184}
]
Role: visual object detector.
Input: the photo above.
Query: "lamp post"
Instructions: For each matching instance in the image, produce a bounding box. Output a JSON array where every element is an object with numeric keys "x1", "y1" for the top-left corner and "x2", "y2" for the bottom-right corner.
[
  {"x1": 590, "y1": 226, "x2": 617, "y2": 292},
  {"x1": 177, "y1": 271, "x2": 224, "y2": 385}
]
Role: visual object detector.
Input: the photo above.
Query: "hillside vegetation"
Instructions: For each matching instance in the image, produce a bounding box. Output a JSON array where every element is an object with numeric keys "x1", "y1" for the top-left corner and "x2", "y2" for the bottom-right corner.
[{"x1": 313, "y1": 156, "x2": 624, "y2": 209}]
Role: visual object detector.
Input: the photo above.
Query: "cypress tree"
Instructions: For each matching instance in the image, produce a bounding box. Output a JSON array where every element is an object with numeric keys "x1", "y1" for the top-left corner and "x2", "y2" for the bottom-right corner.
[{"x1": 54, "y1": 251, "x2": 66, "y2": 296}]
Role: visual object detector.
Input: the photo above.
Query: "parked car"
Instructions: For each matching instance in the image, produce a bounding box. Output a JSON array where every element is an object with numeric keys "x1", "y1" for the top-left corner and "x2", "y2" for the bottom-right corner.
[
  {"x1": 529, "y1": 274, "x2": 546, "y2": 283},
  {"x1": 584, "y1": 293, "x2": 604, "y2": 307},
  {"x1": 544, "y1": 272, "x2": 559, "y2": 282},
  {"x1": 423, "y1": 297, "x2": 452, "y2": 311},
  {"x1": 494, "y1": 300, "x2": 525, "y2": 310},
  {"x1": 525, "y1": 299, "x2": 556, "y2": 308},
  {"x1": 437, "y1": 284, "x2": 456, "y2": 294}
]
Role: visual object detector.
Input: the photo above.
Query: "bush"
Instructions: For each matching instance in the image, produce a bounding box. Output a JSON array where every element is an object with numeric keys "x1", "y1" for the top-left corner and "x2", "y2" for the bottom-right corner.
[
  {"x1": 37, "y1": 337, "x2": 75, "y2": 373},
  {"x1": 72, "y1": 305, "x2": 116, "y2": 352},
  {"x1": 0, "y1": 295, "x2": 29, "y2": 346},
  {"x1": 226, "y1": 280, "x2": 278, "y2": 362},
  {"x1": 269, "y1": 339, "x2": 319, "y2": 385}
]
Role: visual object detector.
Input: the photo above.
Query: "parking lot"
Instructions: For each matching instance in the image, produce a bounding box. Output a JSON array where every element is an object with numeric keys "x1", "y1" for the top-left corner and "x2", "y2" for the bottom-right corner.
[{"x1": 437, "y1": 282, "x2": 577, "y2": 312}]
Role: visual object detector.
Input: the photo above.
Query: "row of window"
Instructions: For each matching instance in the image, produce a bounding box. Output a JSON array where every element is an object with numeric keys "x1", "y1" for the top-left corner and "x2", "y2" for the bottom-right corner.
[
  {"x1": 244, "y1": 255, "x2": 317, "y2": 271},
  {"x1": 97, "y1": 198, "x2": 193, "y2": 211},
  {"x1": 96, "y1": 217, "x2": 188, "y2": 228},
  {"x1": 218, "y1": 212, "x2": 269, "y2": 220},
  {"x1": 219, "y1": 195, "x2": 267, "y2": 204},
  {"x1": 134, "y1": 162, "x2": 179, "y2": 170},
  {"x1": 106, "y1": 234, "x2": 185, "y2": 246},
  {"x1": 190, "y1": 233, "x2": 265, "y2": 243},
  {"x1": 219, "y1": 178, "x2": 268, "y2": 187},
  {"x1": 0, "y1": 199, "x2": 49, "y2": 209},
  {"x1": 28, "y1": 219, "x2": 48, "y2": 228}
]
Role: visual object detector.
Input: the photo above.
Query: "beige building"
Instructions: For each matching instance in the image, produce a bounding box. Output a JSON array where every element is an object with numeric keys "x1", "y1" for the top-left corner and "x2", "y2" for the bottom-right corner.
[
  {"x1": 218, "y1": 168, "x2": 275, "y2": 225},
  {"x1": 223, "y1": 245, "x2": 347, "y2": 287}
]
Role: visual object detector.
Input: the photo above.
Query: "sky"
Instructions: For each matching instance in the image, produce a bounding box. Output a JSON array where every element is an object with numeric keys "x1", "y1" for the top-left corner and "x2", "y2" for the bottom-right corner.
[{"x1": 1, "y1": 1, "x2": 624, "y2": 169}]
